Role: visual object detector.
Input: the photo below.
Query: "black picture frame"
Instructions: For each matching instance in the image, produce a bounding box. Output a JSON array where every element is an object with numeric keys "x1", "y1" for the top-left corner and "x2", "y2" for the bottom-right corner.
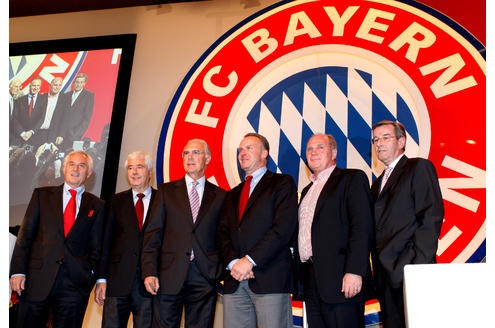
[{"x1": 9, "y1": 34, "x2": 136, "y2": 226}]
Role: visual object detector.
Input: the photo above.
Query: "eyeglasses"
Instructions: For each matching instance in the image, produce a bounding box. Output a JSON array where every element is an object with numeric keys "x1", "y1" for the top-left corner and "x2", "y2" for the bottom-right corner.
[
  {"x1": 371, "y1": 135, "x2": 398, "y2": 144},
  {"x1": 182, "y1": 150, "x2": 204, "y2": 157}
]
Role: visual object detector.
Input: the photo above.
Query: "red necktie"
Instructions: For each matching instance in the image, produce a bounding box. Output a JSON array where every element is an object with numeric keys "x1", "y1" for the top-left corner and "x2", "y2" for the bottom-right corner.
[
  {"x1": 28, "y1": 95, "x2": 34, "y2": 116},
  {"x1": 64, "y1": 189, "x2": 77, "y2": 237},
  {"x1": 136, "y1": 193, "x2": 145, "y2": 230},
  {"x1": 238, "y1": 175, "x2": 252, "y2": 220}
]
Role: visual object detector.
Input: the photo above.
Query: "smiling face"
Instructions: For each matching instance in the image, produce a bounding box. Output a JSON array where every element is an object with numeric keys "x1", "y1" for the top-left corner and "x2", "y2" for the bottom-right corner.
[
  {"x1": 306, "y1": 134, "x2": 337, "y2": 175},
  {"x1": 29, "y1": 78, "x2": 42, "y2": 95},
  {"x1": 49, "y1": 77, "x2": 63, "y2": 96},
  {"x1": 237, "y1": 136, "x2": 268, "y2": 176},
  {"x1": 183, "y1": 140, "x2": 210, "y2": 180},
  {"x1": 62, "y1": 152, "x2": 92, "y2": 188},
  {"x1": 372, "y1": 124, "x2": 406, "y2": 166},
  {"x1": 127, "y1": 157, "x2": 151, "y2": 192}
]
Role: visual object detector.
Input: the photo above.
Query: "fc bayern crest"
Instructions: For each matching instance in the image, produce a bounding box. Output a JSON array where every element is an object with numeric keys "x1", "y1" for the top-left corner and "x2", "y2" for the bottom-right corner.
[{"x1": 158, "y1": 0, "x2": 485, "y2": 264}]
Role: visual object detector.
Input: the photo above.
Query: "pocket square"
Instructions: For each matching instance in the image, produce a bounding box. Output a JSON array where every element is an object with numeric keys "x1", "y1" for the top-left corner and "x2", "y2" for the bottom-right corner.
[{"x1": 88, "y1": 209, "x2": 94, "y2": 218}]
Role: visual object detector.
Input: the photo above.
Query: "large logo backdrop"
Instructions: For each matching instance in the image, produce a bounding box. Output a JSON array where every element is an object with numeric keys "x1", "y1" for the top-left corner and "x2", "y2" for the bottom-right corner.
[{"x1": 157, "y1": 0, "x2": 486, "y2": 283}]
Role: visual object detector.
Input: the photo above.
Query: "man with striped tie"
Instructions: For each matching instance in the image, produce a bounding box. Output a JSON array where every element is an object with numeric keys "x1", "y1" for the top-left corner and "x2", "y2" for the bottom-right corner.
[{"x1": 142, "y1": 139, "x2": 226, "y2": 328}]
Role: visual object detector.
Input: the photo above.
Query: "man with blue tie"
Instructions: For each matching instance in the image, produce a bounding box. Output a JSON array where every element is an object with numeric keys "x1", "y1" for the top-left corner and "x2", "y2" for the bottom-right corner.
[{"x1": 142, "y1": 139, "x2": 226, "y2": 328}]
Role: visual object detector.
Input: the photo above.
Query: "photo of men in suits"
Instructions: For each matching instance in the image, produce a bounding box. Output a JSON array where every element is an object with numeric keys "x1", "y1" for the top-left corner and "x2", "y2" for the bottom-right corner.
[
  {"x1": 95, "y1": 151, "x2": 156, "y2": 327},
  {"x1": 217, "y1": 133, "x2": 298, "y2": 328},
  {"x1": 30, "y1": 77, "x2": 67, "y2": 147},
  {"x1": 9, "y1": 78, "x2": 23, "y2": 145},
  {"x1": 11, "y1": 76, "x2": 47, "y2": 146},
  {"x1": 10, "y1": 150, "x2": 105, "y2": 328},
  {"x1": 370, "y1": 120, "x2": 444, "y2": 328},
  {"x1": 56, "y1": 73, "x2": 94, "y2": 150},
  {"x1": 297, "y1": 133, "x2": 374, "y2": 328},
  {"x1": 142, "y1": 139, "x2": 226, "y2": 328}
]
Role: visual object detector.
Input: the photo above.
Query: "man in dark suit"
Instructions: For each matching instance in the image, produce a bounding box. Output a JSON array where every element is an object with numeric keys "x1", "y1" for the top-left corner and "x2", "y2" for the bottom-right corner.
[
  {"x1": 217, "y1": 133, "x2": 298, "y2": 328},
  {"x1": 95, "y1": 151, "x2": 156, "y2": 327},
  {"x1": 56, "y1": 73, "x2": 94, "y2": 150},
  {"x1": 297, "y1": 133, "x2": 374, "y2": 328},
  {"x1": 11, "y1": 76, "x2": 48, "y2": 146},
  {"x1": 30, "y1": 76, "x2": 69, "y2": 150},
  {"x1": 370, "y1": 120, "x2": 444, "y2": 328},
  {"x1": 10, "y1": 150, "x2": 105, "y2": 328},
  {"x1": 142, "y1": 139, "x2": 226, "y2": 328},
  {"x1": 9, "y1": 78, "x2": 23, "y2": 146}
]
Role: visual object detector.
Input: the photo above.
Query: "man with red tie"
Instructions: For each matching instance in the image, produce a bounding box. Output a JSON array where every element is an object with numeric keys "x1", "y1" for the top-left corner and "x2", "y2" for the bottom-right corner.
[
  {"x1": 11, "y1": 76, "x2": 47, "y2": 146},
  {"x1": 95, "y1": 150, "x2": 156, "y2": 327},
  {"x1": 217, "y1": 133, "x2": 298, "y2": 328},
  {"x1": 142, "y1": 139, "x2": 226, "y2": 328},
  {"x1": 10, "y1": 150, "x2": 105, "y2": 328}
]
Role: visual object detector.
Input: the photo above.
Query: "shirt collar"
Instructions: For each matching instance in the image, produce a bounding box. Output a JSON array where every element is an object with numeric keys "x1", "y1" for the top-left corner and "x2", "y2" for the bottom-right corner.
[
  {"x1": 387, "y1": 153, "x2": 404, "y2": 169},
  {"x1": 310, "y1": 165, "x2": 335, "y2": 183},
  {"x1": 185, "y1": 174, "x2": 205, "y2": 187},
  {"x1": 132, "y1": 186, "x2": 152, "y2": 198},
  {"x1": 63, "y1": 183, "x2": 85, "y2": 196},
  {"x1": 248, "y1": 166, "x2": 267, "y2": 181}
]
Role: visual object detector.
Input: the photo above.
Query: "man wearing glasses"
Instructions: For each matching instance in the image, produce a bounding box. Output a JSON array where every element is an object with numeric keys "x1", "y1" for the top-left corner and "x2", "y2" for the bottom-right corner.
[
  {"x1": 370, "y1": 120, "x2": 444, "y2": 328},
  {"x1": 142, "y1": 138, "x2": 226, "y2": 328}
]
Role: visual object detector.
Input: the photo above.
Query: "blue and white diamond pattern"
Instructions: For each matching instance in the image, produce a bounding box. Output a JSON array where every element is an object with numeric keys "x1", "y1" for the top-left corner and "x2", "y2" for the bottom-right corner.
[{"x1": 245, "y1": 66, "x2": 420, "y2": 191}]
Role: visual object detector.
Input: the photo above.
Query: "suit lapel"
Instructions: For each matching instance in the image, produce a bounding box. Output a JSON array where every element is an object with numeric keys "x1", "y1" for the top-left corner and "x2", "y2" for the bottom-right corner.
[
  {"x1": 123, "y1": 189, "x2": 140, "y2": 230},
  {"x1": 313, "y1": 168, "x2": 341, "y2": 220},
  {"x1": 242, "y1": 170, "x2": 273, "y2": 219},
  {"x1": 142, "y1": 188, "x2": 157, "y2": 231},
  {"x1": 51, "y1": 185, "x2": 65, "y2": 237},
  {"x1": 379, "y1": 155, "x2": 408, "y2": 196},
  {"x1": 195, "y1": 181, "x2": 215, "y2": 226},
  {"x1": 176, "y1": 179, "x2": 195, "y2": 227}
]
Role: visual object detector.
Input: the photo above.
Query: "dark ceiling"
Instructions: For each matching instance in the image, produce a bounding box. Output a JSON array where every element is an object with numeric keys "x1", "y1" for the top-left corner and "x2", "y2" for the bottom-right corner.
[{"x1": 10, "y1": 0, "x2": 203, "y2": 18}]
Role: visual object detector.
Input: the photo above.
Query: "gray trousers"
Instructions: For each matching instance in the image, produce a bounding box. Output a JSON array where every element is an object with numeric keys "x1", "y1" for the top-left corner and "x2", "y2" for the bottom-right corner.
[{"x1": 222, "y1": 280, "x2": 293, "y2": 328}]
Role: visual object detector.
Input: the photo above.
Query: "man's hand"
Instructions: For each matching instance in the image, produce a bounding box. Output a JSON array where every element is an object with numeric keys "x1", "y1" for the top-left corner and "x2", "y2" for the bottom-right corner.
[
  {"x1": 144, "y1": 276, "x2": 160, "y2": 295},
  {"x1": 95, "y1": 282, "x2": 107, "y2": 306},
  {"x1": 10, "y1": 276, "x2": 25, "y2": 296},
  {"x1": 341, "y1": 273, "x2": 362, "y2": 298},
  {"x1": 230, "y1": 257, "x2": 255, "y2": 281}
]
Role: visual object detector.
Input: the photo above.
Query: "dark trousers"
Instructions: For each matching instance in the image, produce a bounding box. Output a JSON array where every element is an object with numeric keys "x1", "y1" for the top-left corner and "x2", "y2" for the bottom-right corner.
[
  {"x1": 16, "y1": 266, "x2": 90, "y2": 328},
  {"x1": 375, "y1": 264, "x2": 406, "y2": 328},
  {"x1": 302, "y1": 262, "x2": 364, "y2": 328},
  {"x1": 102, "y1": 273, "x2": 153, "y2": 328},
  {"x1": 153, "y1": 260, "x2": 217, "y2": 328}
]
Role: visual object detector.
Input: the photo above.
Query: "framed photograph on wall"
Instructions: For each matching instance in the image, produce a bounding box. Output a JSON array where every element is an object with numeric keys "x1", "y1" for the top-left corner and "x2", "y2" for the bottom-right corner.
[{"x1": 9, "y1": 34, "x2": 136, "y2": 226}]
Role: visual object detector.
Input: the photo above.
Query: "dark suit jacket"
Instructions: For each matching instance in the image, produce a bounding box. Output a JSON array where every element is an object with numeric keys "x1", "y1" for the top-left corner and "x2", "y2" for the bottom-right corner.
[
  {"x1": 11, "y1": 93, "x2": 48, "y2": 144},
  {"x1": 10, "y1": 184, "x2": 105, "y2": 301},
  {"x1": 371, "y1": 155, "x2": 444, "y2": 288},
  {"x1": 99, "y1": 188, "x2": 157, "y2": 297},
  {"x1": 44, "y1": 92, "x2": 71, "y2": 143},
  {"x1": 298, "y1": 168, "x2": 374, "y2": 304},
  {"x1": 59, "y1": 89, "x2": 94, "y2": 148},
  {"x1": 141, "y1": 178, "x2": 226, "y2": 295},
  {"x1": 217, "y1": 170, "x2": 298, "y2": 294}
]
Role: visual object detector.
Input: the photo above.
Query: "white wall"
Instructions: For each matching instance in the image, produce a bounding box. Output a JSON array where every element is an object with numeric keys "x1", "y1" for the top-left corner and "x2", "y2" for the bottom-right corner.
[{"x1": 10, "y1": 0, "x2": 279, "y2": 192}]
